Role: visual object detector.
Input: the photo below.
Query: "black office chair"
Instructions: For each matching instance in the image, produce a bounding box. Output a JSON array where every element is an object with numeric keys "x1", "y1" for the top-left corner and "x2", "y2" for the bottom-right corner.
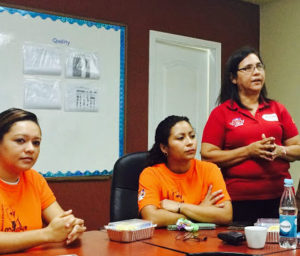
[{"x1": 110, "y1": 151, "x2": 150, "y2": 222}]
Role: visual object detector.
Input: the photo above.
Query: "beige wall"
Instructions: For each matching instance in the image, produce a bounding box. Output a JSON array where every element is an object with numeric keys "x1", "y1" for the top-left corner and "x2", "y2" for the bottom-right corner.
[{"x1": 260, "y1": 0, "x2": 300, "y2": 188}]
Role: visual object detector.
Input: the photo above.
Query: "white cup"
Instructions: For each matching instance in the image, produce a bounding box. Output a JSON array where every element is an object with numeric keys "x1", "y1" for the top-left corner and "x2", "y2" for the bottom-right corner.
[{"x1": 244, "y1": 226, "x2": 267, "y2": 249}]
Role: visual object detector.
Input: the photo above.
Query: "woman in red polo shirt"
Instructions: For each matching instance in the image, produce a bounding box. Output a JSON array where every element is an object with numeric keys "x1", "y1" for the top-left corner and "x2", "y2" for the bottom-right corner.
[{"x1": 201, "y1": 46, "x2": 300, "y2": 224}]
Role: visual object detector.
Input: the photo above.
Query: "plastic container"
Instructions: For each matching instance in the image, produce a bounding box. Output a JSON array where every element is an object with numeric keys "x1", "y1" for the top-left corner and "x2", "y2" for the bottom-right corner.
[
  {"x1": 254, "y1": 218, "x2": 279, "y2": 243},
  {"x1": 104, "y1": 219, "x2": 156, "y2": 242},
  {"x1": 279, "y1": 178, "x2": 298, "y2": 249}
]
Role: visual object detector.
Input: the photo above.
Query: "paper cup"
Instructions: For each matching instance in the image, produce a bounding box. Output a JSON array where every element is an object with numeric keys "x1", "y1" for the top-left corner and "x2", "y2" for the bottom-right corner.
[{"x1": 245, "y1": 226, "x2": 267, "y2": 249}]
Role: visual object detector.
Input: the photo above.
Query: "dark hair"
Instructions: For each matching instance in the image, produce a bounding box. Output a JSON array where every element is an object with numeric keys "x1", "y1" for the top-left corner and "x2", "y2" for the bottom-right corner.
[
  {"x1": 218, "y1": 46, "x2": 270, "y2": 108},
  {"x1": 0, "y1": 108, "x2": 40, "y2": 141},
  {"x1": 148, "y1": 115, "x2": 191, "y2": 166}
]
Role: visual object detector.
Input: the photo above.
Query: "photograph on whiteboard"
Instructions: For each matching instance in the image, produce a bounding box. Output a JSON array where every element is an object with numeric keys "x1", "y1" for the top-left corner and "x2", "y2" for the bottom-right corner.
[
  {"x1": 65, "y1": 50, "x2": 100, "y2": 79},
  {"x1": 23, "y1": 78, "x2": 62, "y2": 109},
  {"x1": 23, "y1": 42, "x2": 62, "y2": 76}
]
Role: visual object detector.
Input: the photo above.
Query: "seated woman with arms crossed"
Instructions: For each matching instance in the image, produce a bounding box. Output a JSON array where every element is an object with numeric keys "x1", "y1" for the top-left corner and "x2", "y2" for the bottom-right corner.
[
  {"x1": 0, "y1": 108, "x2": 86, "y2": 254},
  {"x1": 138, "y1": 115, "x2": 232, "y2": 227}
]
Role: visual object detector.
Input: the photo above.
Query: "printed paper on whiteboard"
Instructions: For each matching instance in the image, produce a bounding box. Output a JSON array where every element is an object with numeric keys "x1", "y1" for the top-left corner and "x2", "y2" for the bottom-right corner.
[
  {"x1": 64, "y1": 83, "x2": 99, "y2": 112},
  {"x1": 24, "y1": 78, "x2": 62, "y2": 109}
]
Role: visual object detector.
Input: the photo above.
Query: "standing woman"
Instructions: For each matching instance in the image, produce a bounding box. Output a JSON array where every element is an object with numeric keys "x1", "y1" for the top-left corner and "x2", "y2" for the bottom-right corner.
[
  {"x1": 0, "y1": 108, "x2": 86, "y2": 254},
  {"x1": 138, "y1": 115, "x2": 232, "y2": 227},
  {"x1": 201, "y1": 46, "x2": 300, "y2": 224}
]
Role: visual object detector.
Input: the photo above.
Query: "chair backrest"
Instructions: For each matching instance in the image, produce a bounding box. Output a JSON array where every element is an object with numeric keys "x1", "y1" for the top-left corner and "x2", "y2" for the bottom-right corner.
[{"x1": 110, "y1": 151, "x2": 150, "y2": 222}]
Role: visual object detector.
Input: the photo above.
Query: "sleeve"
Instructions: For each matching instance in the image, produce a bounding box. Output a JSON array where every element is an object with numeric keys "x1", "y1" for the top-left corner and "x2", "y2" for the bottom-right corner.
[
  {"x1": 35, "y1": 172, "x2": 56, "y2": 210},
  {"x1": 138, "y1": 167, "x2": 161, "y2": 211},
  {"x1": 278, "y1": 103, "x2": 299, "y2": 140},
  {"x1": 201, "y1": 107, "x2": 226, "y2": 148},
  {"x1": 206, "y1": 163, "x2": 231, "y2": 203}
]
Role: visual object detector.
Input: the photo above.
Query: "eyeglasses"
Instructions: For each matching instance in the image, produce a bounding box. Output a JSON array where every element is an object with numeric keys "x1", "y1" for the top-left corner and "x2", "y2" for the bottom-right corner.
[
  {"x1": 237, "y1": 63, "x2": 265, "y2": 73},
  {"x1": 175, "y1": 232, "x2": 207, "y2": 242}
]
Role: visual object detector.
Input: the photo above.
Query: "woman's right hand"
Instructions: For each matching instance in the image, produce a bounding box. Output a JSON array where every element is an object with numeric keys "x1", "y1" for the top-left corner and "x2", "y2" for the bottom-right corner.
[{"x1": 247, "y1": 134, "x2": 275, "y2": 161}]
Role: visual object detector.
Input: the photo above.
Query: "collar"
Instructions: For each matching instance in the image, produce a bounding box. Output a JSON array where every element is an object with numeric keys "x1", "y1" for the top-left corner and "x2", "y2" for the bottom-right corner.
[
  {"x1": 0, "y1": 177, "x2": 20, "y2": 185},
  {"x1": 224, "y1": 99, "x2": 270, "y2": 112},
  {"x1": 162, "y1": 159, "x2": 195, "y2": 178}
]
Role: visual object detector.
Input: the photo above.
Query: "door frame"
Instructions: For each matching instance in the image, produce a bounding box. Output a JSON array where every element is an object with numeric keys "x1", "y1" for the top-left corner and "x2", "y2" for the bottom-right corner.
[{"x1": 148, "y1": 30, "x2": 221, "y2": 149}]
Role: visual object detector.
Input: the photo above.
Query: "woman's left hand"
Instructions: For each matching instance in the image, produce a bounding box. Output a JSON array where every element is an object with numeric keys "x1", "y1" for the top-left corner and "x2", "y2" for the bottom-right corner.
[
  {"x1": 200, "y1": 184, "x2": 224, "y2": 207},
  {"x1": 271, "y1": 144, "x2": 286, "y2": 160},
  {"x1": 66, "y1": 218, "x2": 86, "y2": 244},
  {"x1": 262, "y1": 134, "x2": 300, "y2": 162}
]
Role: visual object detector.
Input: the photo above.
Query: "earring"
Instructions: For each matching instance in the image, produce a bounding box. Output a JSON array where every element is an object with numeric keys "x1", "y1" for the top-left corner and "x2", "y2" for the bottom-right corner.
[{"x1": 164, "y1": 152, "x2": 168, "y2": 157}]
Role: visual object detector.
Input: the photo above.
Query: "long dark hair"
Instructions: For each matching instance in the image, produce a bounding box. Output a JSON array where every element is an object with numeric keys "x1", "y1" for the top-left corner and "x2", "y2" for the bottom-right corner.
[
  {"x1": 148, "y1": 115, "x2": 191, "y2": 166},
  {"x1": 0, "y1": 108, "x2": 40, "y2": 141},
  {"x1": 218, "y1": 46, "x2": 270, "y2": 108}
]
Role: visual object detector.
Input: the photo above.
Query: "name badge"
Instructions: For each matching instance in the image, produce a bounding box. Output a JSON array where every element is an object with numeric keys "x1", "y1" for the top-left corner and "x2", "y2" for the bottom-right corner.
[{"x1": 262, "y1": 113, "x2": 278, "y2": 121}]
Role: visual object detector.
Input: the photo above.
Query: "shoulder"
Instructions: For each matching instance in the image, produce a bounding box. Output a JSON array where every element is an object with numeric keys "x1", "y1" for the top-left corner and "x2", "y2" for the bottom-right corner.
[
  {"x1": 140, "y1": 164, "x2": 166, "y2": 177},
  {"x1": 211, "y1": 102, "x2": 226, "y2": 113},
  {"x1": 267, "y1": 100, "x2": 288, "y2": 111},
  {"x1": 266, "y1": 100, "x2": 292, "y2": 118},
  {"x1": 22, "y1": 169, "x2": 47, "y2": 186},
  {"x1": 194, "y1": 159, "x2": 220, "y2": 172},
  {"x1": 139, "y1": 164, "x2": 167, "y2": 187},
  {"x1": 23, "y1": 169, "x2": 45, "y2": 179},
  {"x1": 209, "y1": 100, "x2": 234, "y2": 116},
  {"x1": 194, "y1": 159, "x2": 224, "y2": 180}
]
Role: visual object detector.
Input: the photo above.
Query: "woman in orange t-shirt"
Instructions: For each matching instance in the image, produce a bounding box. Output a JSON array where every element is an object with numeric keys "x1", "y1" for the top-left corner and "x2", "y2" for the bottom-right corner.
[
  {"x1": 0, "y1": 108, "x2": 86, "y2": 254},
  {"x1": 138, "y1": 115, "x2": 232, "y2": 227}
]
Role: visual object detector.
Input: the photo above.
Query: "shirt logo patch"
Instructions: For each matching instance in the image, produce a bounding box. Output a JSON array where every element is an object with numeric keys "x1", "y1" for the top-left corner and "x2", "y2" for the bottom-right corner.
[
  {"x1": 262, "y1": 113, "x2": 278, "y2": 121},
  {"x1": 229, "y1": 118, "x2": 244, "y2": 127},
  {"x1": 138, "y1": 189, "x2": 145, "y2": 201}
]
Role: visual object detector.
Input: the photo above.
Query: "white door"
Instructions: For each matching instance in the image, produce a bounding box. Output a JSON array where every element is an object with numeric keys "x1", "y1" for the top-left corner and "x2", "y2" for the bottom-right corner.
[{"x1": 148, "y1": 31, "x2": 221, "y2": 159}]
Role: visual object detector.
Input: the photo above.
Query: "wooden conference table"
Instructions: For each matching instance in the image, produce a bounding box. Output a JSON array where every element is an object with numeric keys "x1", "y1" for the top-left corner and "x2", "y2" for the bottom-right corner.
[
  {"x1": 6, "y1": 228, "x2": 300, "y2": 256},
  {"x1": 6, "y1": 230, "x2": 183, "y2": 256},
  {"x1": 145, "y1": 227, "x2": 299, "y2": 256}
]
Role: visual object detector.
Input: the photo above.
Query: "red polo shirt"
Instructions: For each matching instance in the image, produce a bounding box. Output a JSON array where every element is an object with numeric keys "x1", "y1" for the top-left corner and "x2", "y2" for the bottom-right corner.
[{"x1": 202, "y1": 100, "x2": 298, "y2": 201}]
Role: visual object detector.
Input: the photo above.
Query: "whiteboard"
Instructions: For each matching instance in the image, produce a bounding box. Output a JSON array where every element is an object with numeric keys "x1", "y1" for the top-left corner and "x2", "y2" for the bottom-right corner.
[{"x1": 0, "y1": 6, "x2": 125, "y2": 179}]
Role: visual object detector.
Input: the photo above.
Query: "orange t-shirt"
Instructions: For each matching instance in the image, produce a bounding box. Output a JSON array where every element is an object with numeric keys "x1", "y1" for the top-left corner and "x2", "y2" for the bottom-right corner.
[
  {"x1": 0, "y1": 170, "x2": 56, "y2": 232},
  {"x1": 138, "y1": 159, "x2": 230, "y2": 211}
]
